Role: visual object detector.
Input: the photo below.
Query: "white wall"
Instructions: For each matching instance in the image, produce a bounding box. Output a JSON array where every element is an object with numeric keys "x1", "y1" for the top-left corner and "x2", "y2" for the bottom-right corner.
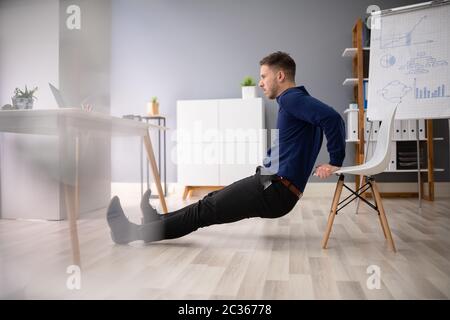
[
  {"x1": 0, "y1": 0, "x2": 61, "y2": 220},
  {"x1": 0, "y1": 0, "x2": 59, "y2": 108}
]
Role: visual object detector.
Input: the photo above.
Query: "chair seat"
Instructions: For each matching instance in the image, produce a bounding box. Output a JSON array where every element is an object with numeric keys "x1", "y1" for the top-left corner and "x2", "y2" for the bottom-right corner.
[{"x1": 336, "y1": 160, "x2": 388, "y2": 176}]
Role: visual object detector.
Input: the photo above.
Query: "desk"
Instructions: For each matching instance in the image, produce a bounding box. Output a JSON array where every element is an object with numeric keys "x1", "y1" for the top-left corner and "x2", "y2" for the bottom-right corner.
[{"x1": 0, "y1": 108, "x2": 168, "y2": 267}]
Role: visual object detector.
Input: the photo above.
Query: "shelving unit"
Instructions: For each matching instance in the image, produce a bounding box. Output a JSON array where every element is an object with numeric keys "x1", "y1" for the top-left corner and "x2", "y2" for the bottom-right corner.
[
  {"x1": 342, "y1": 78, "x2": 369, "y2": 86},
  {"x1": 359, "y1": 137, "x2": 444, "y2": 142},
  {"x1": 385, "y1": 169, "x2": 444, "y2": 173},
  {"x1": 343, "y1": 19, "x2": 366, "y2": 195},
  {"x1": 347, "y1": 138, "x2": 444, "y2": 143},
  {"x1": 342, "y1": 47, "x2": 370, "y2": 58},
  {"x1": 342, "y1": 18, "x2": 442, "y2": 201}
]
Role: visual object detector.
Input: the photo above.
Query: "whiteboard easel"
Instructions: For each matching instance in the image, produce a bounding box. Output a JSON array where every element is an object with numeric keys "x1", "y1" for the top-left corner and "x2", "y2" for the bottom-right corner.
[{"x1": 368, "y1": 1, "x2": 450, "y2": 208}]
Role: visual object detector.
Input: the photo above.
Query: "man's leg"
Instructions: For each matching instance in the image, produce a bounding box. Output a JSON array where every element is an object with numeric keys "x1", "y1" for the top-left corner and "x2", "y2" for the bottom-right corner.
[
  {"x1": 107, "y1": 168, "x2": 299, "y2": 244},
  {"x1": 137, "y1": 173, "x2": 269, "y2": 242},
  {"x1": 106, "y1": 196, "x2": 141, "y2": 244}
]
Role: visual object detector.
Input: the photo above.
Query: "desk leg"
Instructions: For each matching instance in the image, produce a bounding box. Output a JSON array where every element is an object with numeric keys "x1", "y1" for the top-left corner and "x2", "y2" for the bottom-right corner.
[
  {"x1": 63, "y1": 136, "x2": 81, "y2": 267},
  {"x1": 143, "y1": 132, "x2": 168, "y2": 213}
]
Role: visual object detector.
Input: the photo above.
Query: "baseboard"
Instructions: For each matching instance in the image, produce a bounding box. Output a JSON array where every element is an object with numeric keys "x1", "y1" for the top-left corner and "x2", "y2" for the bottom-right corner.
[
  {"x1": 111, "y1": 182, "x2": 181, "y2": 206},
  {"x1": 113, "y1": 181, "x2": 450, "y2": 203}
]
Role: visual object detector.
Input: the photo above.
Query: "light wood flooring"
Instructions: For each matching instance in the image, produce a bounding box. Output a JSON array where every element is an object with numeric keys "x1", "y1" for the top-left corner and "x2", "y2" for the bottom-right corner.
[{"x1": 1, "y1": 190, "x2": 449, "y2": 300}]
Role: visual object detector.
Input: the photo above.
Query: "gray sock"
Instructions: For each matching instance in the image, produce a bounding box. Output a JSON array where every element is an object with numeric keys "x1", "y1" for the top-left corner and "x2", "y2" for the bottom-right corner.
[
  {"x1": 140, "y1": 189, "x2": 161, "y2": 224},
  {"x1": 106, "y1": 196, "x2": 140, "y2": 244}
]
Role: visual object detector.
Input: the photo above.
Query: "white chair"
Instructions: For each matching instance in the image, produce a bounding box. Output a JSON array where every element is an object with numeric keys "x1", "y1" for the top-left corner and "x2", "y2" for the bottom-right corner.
[{"x1": 322, "y1": 104, "x2": 399, "y2": 252}]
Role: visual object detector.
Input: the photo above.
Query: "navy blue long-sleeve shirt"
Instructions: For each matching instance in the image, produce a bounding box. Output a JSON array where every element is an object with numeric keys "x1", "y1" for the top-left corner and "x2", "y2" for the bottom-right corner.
[{"x1": 262, "y1": 86, "x2": 346, "y2": 193}]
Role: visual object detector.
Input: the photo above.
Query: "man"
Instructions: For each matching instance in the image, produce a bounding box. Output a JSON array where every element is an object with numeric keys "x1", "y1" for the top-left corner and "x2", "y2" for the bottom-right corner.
[{"x1": 106, "y1": 51, "x2": 346, "y2": 244}]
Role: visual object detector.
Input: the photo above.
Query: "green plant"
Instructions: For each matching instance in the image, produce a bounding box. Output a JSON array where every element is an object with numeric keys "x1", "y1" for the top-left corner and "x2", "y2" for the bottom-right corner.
[
  {"x1": 241, "y1": 76, "x2": 256, "y2": 87},
  {"x1": 151, "y1": 96, "x2": 158, "y2": 103},
  {"x1": 13, "y1": 85, "x2": 38, "y2": 101}
]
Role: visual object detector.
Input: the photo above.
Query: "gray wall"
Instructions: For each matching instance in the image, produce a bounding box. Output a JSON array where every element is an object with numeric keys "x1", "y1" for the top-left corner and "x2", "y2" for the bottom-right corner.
[{"x1": 110, "y1": 0, "x2": 449, "y2": 184}]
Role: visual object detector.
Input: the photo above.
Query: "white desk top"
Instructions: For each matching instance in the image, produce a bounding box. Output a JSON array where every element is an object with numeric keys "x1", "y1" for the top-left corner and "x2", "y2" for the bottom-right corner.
[{"x1": 0, "y1": 108, "x2": 167, "y2": 136}]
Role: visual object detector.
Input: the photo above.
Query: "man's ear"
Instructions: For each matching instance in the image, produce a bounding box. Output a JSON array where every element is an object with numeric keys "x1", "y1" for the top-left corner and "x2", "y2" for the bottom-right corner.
[{"x1": 277, "y1": 70, "x2": 286, "y2": 82}]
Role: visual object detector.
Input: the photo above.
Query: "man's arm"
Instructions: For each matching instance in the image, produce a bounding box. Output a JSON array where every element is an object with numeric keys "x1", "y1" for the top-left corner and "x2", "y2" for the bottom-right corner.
[
  {"x1": 313, "y1": 105, "x2": 346, "y2": 178},
  {"x1": 280, "y1": 94, "x2": 346, "y2": 178}
]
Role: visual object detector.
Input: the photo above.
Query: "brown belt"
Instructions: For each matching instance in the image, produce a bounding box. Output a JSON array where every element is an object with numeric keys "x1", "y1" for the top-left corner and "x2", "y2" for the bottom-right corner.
[{"x1": 275, "y1": 177, "x2": 302, "y2": 198}]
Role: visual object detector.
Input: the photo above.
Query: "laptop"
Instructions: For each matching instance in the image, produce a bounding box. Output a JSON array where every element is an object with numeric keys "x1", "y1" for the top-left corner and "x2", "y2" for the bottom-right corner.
[
  {"x1": 49, "y1": 83, "x2": 68, "y2": 108},
  {"x1": 49, "y1": 83, "x2": 95, "y2": 111}
]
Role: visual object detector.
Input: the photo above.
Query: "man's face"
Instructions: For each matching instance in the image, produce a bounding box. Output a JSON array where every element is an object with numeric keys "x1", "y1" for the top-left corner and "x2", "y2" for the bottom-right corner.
[{"x1": 259, "y1": 65, "x2": 280, "y2": 100}]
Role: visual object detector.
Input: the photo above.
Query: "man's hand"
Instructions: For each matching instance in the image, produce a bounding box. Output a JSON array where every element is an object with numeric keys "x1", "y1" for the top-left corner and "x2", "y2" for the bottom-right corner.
[{"x1": 314, "y1": 164, "x2": 340, "y2": 179}]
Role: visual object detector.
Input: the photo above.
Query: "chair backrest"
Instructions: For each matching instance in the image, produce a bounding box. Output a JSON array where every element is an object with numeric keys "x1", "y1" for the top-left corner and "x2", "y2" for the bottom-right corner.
[{"x1": 364, "y1": 104, "x2": 398, "y2": 173}]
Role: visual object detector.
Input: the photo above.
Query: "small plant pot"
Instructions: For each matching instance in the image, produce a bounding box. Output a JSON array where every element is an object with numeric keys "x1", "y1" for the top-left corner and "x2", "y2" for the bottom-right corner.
[
  {"x1": 147, "y1": 102, "x2": 159, "y2": 116},
  {"x1": 12, "y1": 97, "x2": 33, "y2": 109},
  {"x1": 241, "y1": 86, "x2": 257, "y2": 99}
]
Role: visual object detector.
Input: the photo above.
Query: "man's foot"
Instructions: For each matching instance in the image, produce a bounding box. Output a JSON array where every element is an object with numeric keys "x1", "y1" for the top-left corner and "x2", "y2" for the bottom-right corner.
[
  {"x1": 106, "y1": 196, "x2": 139, "y2": 244},
  {"x1": 140, "y1": 189, "x2": 161, "y2": 224}
]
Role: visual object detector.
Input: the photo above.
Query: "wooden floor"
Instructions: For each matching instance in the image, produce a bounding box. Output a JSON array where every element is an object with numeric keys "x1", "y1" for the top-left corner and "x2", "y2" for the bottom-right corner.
[{"x1": 1, "y1": 190, "x2": 449, "y2": 300}]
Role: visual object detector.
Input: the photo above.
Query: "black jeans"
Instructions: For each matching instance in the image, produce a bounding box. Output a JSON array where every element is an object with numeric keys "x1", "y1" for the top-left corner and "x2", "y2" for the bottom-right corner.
[{"x1": 138, "y1": 166, "x2": 300, "y2": 243}]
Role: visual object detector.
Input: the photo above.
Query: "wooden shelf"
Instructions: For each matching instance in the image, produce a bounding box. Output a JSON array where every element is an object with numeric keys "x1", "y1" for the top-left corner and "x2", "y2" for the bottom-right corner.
[
  {"x1": 346, "y1": 137, "x2": 444, "y2": 142},
  {"x1": 342, "y1": 47, "x2": 370, "y2": 57},
  {"x1": 343, "y1": 78, "x2": 369, "y2": 86},
  {"x1": 384, "y1": 168, "x2": 444, "y2": 173},
  {"x1": 392, "y1": 137, "x2": 444, "y2": 142}
]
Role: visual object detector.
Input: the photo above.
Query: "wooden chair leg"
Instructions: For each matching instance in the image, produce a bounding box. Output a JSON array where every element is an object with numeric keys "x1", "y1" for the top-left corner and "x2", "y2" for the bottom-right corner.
[
  {"x1": 370, "y1": 179, "x2": 387, "y2": 239},
  {"x1": 371, "y1": 180, "x2": 397, "y2": 252},
  {"x1": 355, "y1": 175, "x2": 364, "y2": 214},
  {"x1": 322, "y1": 175, "x2": 345, "y2": 249},
  {"x1": 378, "y1": 213, "x2": 388, "y2": 239}
]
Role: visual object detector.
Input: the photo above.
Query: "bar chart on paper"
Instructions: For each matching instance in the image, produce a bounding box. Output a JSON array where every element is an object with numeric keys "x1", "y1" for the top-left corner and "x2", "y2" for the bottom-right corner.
[
  {"x1": 414, "y1": 78, "x2": 449, "y2": 99},
  {"x1": 367, "y1": 1, "x2": 450, "y2": 120}
]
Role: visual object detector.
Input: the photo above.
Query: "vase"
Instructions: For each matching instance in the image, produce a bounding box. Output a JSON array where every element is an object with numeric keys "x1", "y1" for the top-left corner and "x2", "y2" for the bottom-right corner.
[
  {"x1": 147, "y1": 102, "x2": 159, "y2": 116},
  {"x1": 12, "y1": 97, "x2": 33, "y2": 109},
  {"x1": 241, "y1": 86, "x2": 257, "y2": 99}
]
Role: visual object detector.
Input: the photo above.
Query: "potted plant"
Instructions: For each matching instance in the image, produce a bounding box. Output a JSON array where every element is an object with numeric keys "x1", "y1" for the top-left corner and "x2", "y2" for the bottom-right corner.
[
  {"x1": 147, "y1": 96, "x2": 159, "y2": 116},
  {"x1": 12, "y1": 86, "x2": 38, "y2": 109},
  {"x1": 241, "y1": 76, "x2": 257, "y2": 99}
]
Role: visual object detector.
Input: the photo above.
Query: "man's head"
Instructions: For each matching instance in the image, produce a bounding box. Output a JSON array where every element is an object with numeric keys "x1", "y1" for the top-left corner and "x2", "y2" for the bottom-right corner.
[{"x1": 259, "y1": 51, "x2": 296, "y2": 99}]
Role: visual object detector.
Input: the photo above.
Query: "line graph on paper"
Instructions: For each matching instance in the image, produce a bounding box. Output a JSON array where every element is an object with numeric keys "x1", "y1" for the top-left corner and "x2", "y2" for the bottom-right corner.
[{"x1": 377, "y1": 15, "x2": 434, "y2": 49}]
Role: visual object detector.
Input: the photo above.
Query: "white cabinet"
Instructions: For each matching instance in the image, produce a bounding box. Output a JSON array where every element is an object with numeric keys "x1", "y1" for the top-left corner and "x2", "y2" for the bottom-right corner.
[
  {"x1": 177, "y1": 98, "x2": 265, "y2": 187},
  {"x1": 177, "y1": 142, "x2": 221, "y2": 186},
  {"x1": 219, "y1": 141, "x2": 265, "y2": 185},
  {"x1": 218, "y1": 99, "x2": 264, "y2": 142},
  {"x1": 176, "y1": 99, "x2": 219, "y2": 143}
]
